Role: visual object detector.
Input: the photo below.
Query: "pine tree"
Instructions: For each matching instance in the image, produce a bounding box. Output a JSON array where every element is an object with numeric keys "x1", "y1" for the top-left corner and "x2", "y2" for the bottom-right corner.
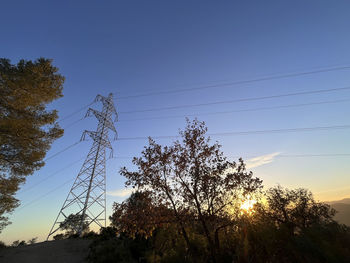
[{"x1": 0, "y1": 58, "x2": 64, "y2": 232}]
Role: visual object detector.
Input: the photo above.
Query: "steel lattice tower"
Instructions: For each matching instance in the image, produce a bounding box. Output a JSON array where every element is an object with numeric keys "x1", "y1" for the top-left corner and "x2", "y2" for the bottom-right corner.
[{"x1": 47, "y1": 93, "x2": 117, "y2": 240}]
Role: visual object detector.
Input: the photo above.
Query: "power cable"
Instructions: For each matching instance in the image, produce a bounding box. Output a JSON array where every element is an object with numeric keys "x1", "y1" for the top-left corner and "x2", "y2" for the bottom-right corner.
[
  {"x1": 19, "y1": 157, "x2": 85, "y2": 194},
  {"x1": 44, "y1": 141, "x2": 81, "y2": 162},
  {"x1": 59, "y1": 102, "x2": 94, "y2": 122},
  {"x1": 118, "y1": 98, "x2": 350, "y2": 122},
  {"x1": 50, "y1": 64, "x2": 350, "y2": 124},
  {"x1": 229, "y1": 153, "x2": 350, "y2": 159},
  {"x1": 61, "y1": 117, "x2": 85, "y2": 130},
  {"x1": 112, "y1": 153, "x2": 350, "y2": 159},
  {"x1": 17, "y1": 178, "x2": 75, "y2": 212},
  {"x1": 16, "y1": 151, "x2": 350, "y2": 211},
  {"x1": 115, "y1": 65, "x2": 350, "y2": 99},
  {"x1": 117, "y1": 124, "x2": 350, "y2": 141},
  {"x1": 119, "y1": 86, "x2": 350, "y2": 114},
  {"x1": 277, "y1": 153, "x2": 350, "y2": 158},
  {"x1": 49, "y1": 65, "x2": 350, "y2": 124}
]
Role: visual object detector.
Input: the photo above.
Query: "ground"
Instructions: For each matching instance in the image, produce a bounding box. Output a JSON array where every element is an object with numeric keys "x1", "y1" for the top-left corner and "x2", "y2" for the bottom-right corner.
[{"x1": 0, "y1": 239, "x2": 92, "y2": 263}]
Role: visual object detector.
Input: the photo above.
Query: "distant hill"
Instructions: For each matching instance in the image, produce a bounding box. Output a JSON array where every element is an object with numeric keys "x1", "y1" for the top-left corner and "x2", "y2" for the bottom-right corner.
[
  {"x1": 328, "y1": 198, "x2": 350, "y2": 226},
  {"x1": 329, "y1": 198, "x2": 350, "y2": 205}
]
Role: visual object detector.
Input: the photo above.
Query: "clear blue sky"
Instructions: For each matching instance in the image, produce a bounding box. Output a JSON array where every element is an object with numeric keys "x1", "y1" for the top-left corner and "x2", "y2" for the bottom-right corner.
[{"x1": 2, "y1": 0, "x2": 350, "y2": 244}]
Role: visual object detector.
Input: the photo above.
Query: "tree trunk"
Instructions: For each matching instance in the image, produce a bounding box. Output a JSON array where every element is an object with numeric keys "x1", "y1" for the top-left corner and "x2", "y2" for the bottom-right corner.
[
  {"x1": 194, "y1": 198, "x2": 216, "y2": 262},
  {"x1": 166, "y1": 192, "x2": 192, "y2": 251},
  {"x1": 214, "y1": 228, "x2": 220, "y2": 252}
]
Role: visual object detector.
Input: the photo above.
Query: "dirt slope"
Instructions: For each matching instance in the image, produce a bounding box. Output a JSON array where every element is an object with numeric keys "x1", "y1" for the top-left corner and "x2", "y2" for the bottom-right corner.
[{"x1": 0, "y1": 239, "x2": 92, "y2": 263}]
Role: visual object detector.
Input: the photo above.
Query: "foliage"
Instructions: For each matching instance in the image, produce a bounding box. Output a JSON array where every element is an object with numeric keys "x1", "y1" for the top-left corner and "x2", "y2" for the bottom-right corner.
[
  {"x1": 0, "y1": 58, "x2": 64, "y2": 232},
  {"x1": 28, "y1": 237, "x2": 37, "y2": 245},
  {"x1": 89, "y1": 120, "x2": 350, "y2": 262},
  {"x1": 11, "y1": 240, "x2": 26, "y2": 247},
  {"x1": 0, "y1": 176, "x2": 21, "y2": 232},
  {"x1": 59, "y1": 213, "x2": 89, "y2": 236},
  {"x1": 120, "y1": 119, "x2": 262, "y2": 261},
  {"x1": 53, "y1": 233, "x2": 65, "y2": 240},
  {"x1": 88, "y1": 228, "x2": 151, "y2": 263},
  {"x1": 231, "y1": 186, "x2": 350, "y2": 263},
  {"x1": 0, "y1": 240, "x2": 7, "y2": 249},
  {"x1": 110, "y1": 191, "x2": 172, "y2": 239},
  {"x1": 92, "y1": 185, "x2": 350, "y2": 262},
  {"x1": 81, "y1": 231, "x2": 99, "y2": 239},
  {"x1": 257, "y1": 186, "x2": 336, "y2": 234}
]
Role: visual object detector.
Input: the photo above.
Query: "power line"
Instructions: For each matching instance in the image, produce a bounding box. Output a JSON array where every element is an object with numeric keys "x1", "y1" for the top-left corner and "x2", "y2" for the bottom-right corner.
[
  {"x1": 44, "y1": 141, "x2": 81, "y2": 162},
  {"x1": 52, "y1": 64, "x2": 350, "y2": 124},
  {"x1": 118, "y1": 98, "x2": 350, "y2": 122},
  {"x1": 117, "y1": 124, "x2": 350, "y2": 141},
  {"x1": 17, "y1": 178, "x2": 75, "y2": 212},
  {"x1": 19, "y1": 157, "x2": 85, "y2": 194},
  {"x1": 62, "y1": 117, "x2": 85, "y2": 130},
  {"x1": 116, "y1": 65, "x2": 350, "y2": 99},
  {"x1": 21, "y1": 151, "x2": 350, "y2": 195},
  {"x1": 16, "y1": 151, "x2": 350, "y2": 211},
  {"x1": 53, "y1": 64, "x2": 350, "y2": 123},
  {"x1": 208, "y1": 125, "x2": 350, "y2": 136},
  {"x1": 59, "y1": 102, "x2": 95, "y2": 122},
  {"x1": 277, "y1": 153, "x2": 350, "y2": 158},
  {"x1": 113, "y1": 153, "x2": 350, "y2": 159},
  {"x1": 119, "y1": 86, "x2": 350, "y2": 114},
  {"x1": 229, "y1": 153, "x2": 350, "y2": 159}
]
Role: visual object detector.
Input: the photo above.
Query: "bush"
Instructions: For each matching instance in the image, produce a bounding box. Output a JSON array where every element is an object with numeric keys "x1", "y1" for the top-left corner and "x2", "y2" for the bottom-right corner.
[
  {"x1": 88, "y1": 230, "x2": 151, "y2": 263},
  {"x1": 82, "y1": 231, "x2": 99, "y2": 239},
  {"x1": 28, "y1": 237, "x2": 37, "y2": 244},
  {"x1": 53, "y1": 234, "x2": 65, "y2": 240},
  {"x1": 11, "y1": 240, "x2": 26, "y2": 247},
  {"x1": 0, "y1": 241, "x2": 7, "y2": 249}
]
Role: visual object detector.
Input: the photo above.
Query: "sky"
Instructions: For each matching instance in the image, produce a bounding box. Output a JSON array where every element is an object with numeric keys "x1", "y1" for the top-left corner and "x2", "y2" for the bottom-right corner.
[{"x1": 1, "y1": 0, "x2": 350, "y2": 244}]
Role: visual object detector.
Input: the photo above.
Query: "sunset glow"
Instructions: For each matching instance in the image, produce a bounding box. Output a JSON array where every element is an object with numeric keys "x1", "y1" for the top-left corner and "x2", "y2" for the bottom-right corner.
[{"x1": 240, "y1": 198, "x2": 257, "y2": 214}]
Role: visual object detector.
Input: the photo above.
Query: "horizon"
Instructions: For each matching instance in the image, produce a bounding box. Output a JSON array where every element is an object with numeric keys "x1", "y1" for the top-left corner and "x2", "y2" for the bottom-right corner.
[{"x1": 1, "y1": 0, "x2": 350, "y2": 245}]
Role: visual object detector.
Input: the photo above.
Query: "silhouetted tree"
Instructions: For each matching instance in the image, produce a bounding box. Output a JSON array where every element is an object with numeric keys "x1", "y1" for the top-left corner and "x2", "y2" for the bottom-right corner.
[
  {"x1": 11, "y1": 240, "x2": 26, "y2": 247},
  {"x1": 59, "y1": 213, "x2": 89, "y2": 236},
  {"x1": 120, "y1": 119, "x2": 262, "y2": 262},
  {"x1": 110, "y1": 191, "x2": 172, "y2": 239},
  {"x1": 28, "y1": 237, "x2": 37, "y2": 244},
  {"x1": 257, "y1": 186, "x2": 336, "y2": 235},
  {"x1": 233, "y1": 186, "x2": 348, "y2": 263}
]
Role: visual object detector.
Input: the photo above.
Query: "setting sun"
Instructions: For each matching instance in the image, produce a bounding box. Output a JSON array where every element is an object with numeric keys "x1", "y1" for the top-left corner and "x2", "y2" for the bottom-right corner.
[{"x1": 240, "y1": 198, "x2": 257, "y2": 213}]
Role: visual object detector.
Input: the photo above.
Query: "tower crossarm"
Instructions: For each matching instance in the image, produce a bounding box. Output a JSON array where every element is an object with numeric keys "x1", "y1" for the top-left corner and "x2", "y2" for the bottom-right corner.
[
  {"x1": 81, "y1": 131, "x2": 113, "y2": 150},
  {"x1": 85, "y1": 108, "x2": 117, "y2": 133},
  {"x1": 94, "y1": 94, "x2": 118, "y2": 121}
]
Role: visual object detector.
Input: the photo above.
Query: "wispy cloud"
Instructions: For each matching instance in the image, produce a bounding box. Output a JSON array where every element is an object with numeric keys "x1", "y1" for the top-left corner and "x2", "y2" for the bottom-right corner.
[
  {"x1": 106, "y1": 188, "x2": 134, "y2": 197},
  {"x1": 245, "y1": 152, "x2": 281, "y2": 169}
]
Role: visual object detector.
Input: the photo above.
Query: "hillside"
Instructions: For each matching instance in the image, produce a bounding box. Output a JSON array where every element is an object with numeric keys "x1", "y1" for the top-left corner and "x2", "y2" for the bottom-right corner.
[
  {"x1": 326, "y1": 198, "x2": 350, "y2": 226},
  {"x1": 0, "y1": 239, "x2": 91, "y2": 263},
  {"x1": 329, "y1": 198, "x2": 350, "y2": 205},
  {"x1": 332, "y1": 202, "x2": 350, "y2": 226}
]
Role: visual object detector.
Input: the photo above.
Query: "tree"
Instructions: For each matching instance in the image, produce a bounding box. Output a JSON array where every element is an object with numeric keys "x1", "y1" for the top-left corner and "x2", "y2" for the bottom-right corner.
[
  {"x1": 120, "y1": 119, "x2": 262, "y2": 262},
  {"x1": 28, "y1": 237, "x2": 37, "y2": 245},
  {"x1": 59, "y1": 213, "x2": 90, "y2": 236},
  {"x1": 0, "y1": 240, "x2": 6, "y2": 249},
  {"x1": 110, "y1": 191, "x2": 172, "y2": 239},
  {"x1": 11, "y1": 240, "x2": 26, "y2": 247},
  {"x1": 236, "y1": 187, "x2": 349, "y2": 262},
  {"x1": 257, "y1": 186, "x2": 336, "y2": 234},
  {"x1": 0, "y1": 58, "x2": 64, "y2": 232}
]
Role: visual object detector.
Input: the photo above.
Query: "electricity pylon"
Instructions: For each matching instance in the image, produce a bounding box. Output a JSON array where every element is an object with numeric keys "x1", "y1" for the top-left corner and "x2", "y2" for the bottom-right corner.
[{"x1": 47, "y1": 93, "x2": 117, "y2": 240}]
